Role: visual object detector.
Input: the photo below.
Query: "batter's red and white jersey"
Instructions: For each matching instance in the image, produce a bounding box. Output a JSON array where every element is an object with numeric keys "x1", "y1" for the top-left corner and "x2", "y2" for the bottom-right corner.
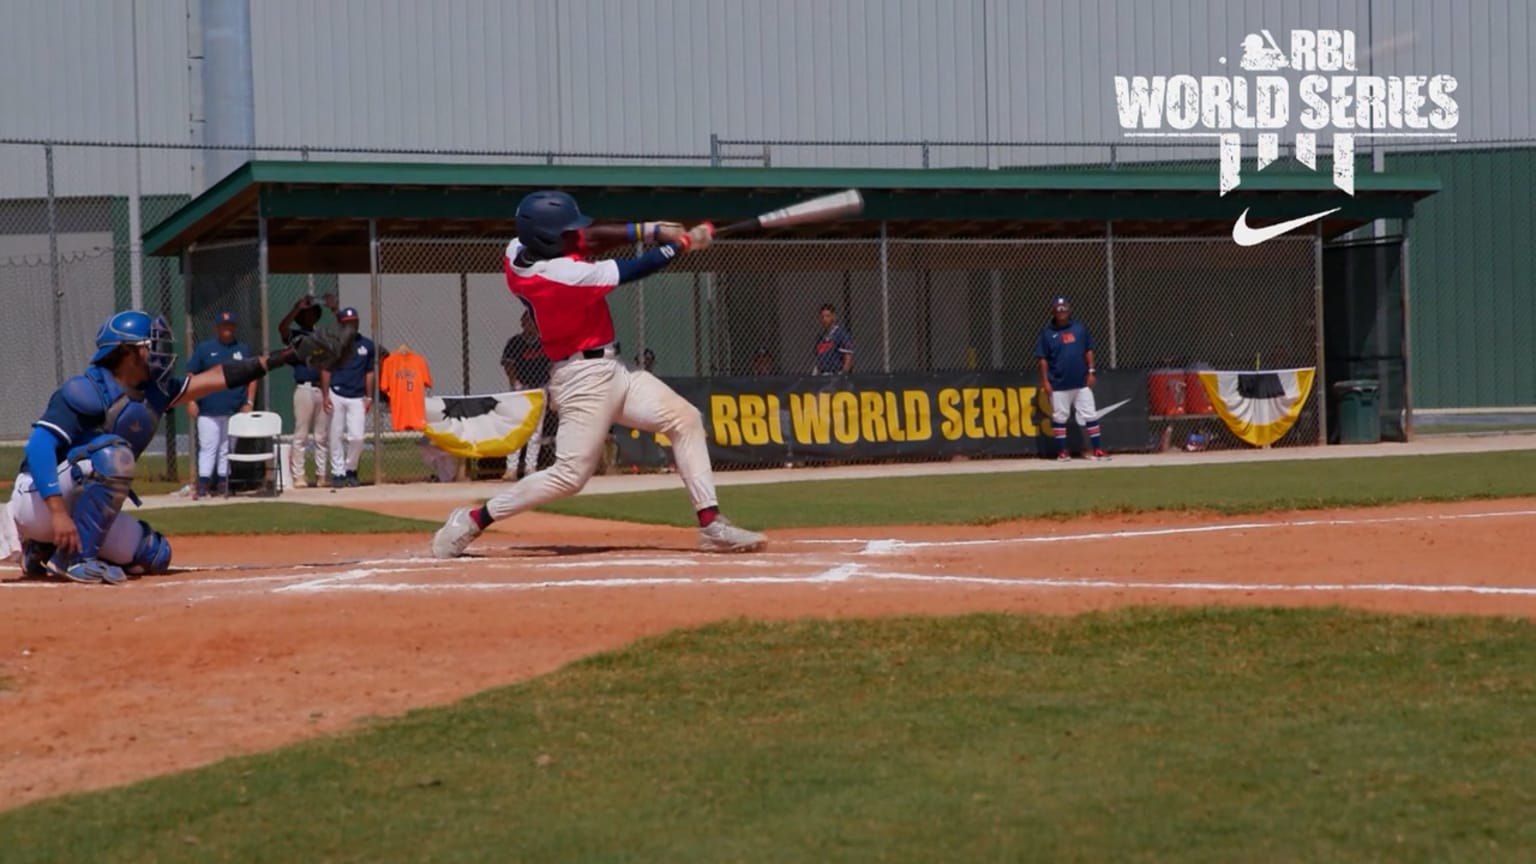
[{"x1": 503, "y1": 238, "x2": 621, "y2": 362}]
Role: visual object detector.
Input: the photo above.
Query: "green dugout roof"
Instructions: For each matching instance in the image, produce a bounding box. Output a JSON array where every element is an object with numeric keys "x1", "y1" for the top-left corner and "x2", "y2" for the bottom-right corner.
[{"x1": 143, "y1": 161, "x2": 1440, "y2": 273}]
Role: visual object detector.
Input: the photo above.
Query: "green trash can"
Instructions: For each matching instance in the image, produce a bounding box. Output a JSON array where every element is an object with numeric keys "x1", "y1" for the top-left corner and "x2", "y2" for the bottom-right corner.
[{"x1": 1333, "y1": 380, "x2": 1381, "y2": 444}]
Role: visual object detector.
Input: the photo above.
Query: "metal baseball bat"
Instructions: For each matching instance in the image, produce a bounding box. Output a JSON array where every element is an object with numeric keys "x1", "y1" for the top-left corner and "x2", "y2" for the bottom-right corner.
[{"x1": 711, "y1": 189, "x2": 864, "y2": 238}]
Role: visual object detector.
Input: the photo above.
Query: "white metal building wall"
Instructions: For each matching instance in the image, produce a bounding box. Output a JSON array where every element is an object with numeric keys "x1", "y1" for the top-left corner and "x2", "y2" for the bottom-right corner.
[
  {"x1": 0, "y1": 0, "x2": 1530, "y2": 196},
  {"x1": 0, "y1": 0, "x2": 194, "y2": 197}
]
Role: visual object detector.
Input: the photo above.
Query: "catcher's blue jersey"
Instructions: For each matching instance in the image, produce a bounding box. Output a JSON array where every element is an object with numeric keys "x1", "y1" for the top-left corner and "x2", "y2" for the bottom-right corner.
[{"x1": 25, "y1": 366, "x2": 188, "y2": 488}]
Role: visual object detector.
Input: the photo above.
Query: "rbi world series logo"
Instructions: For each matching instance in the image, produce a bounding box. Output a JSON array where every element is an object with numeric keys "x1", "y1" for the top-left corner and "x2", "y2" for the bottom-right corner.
[{"x1": 1112, "y1": 29, "x2": 1460, "y2": 244}]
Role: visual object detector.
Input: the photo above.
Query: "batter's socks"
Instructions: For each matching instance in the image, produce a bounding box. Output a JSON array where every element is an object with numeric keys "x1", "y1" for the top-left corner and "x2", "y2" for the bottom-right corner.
[
  {"x1": 472, "y1": 506, "x2": 495, "y2": 529},
  {"x1": 1053, "y1": 428, "x2": 1068, "y2": 454},
  {"x1": 697, "y1": 506, "x2": 720, "y2": 528},
  {"x1": 1087, "y1": 425, "x2": 1103, "y2": 450}
]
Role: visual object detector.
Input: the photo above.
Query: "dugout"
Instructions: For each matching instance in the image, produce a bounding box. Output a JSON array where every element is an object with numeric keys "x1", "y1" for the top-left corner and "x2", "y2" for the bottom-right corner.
[{"x1": 143, "y1": 161, "x2": 1437, "y2": 479}]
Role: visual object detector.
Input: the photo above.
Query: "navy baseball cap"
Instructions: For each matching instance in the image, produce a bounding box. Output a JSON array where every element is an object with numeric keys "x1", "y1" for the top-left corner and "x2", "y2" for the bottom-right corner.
[
  {"x1": 338, "y1": 307, "x2": 360, "y2": 322},
  {"x1": 1052, "y1": 296, "x2": 1071, "y2": 310},
  {"x1": 215, "y1": 310, "x2": 236, "y2": 325}
]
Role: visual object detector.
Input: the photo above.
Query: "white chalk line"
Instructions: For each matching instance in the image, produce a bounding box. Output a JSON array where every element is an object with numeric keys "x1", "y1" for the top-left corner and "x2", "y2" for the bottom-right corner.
[
  {"x1": 274, "y1": 558, "x2": 859, "y2": 595},
  {"x1": 792, "y1": 508, "x2": 1536, "y2": 553},
  {"x1": 277, "y1": 562, "x2": 868, "y2": 594},
  {"x1": 0, "y1": 550, "x2": 845, "y2": 592},
  {"x1": 273, "y1": 562, "x2": 1536, "y2": 598}
]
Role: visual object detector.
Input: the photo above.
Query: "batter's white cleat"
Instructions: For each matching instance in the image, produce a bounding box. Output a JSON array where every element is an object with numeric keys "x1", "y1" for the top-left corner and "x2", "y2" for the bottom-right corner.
[
  {"x1": 698, "y1": 517, "x2": 767, "y2": 553},
  {"x1": 431, "y1": 507, "x2": 482, "y2": 559}
]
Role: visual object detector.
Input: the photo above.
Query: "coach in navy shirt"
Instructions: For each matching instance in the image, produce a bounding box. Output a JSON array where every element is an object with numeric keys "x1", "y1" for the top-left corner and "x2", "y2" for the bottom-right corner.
[
  {"x1": 186, "y1": 311, "x2": 257, "y2": 497},
  {"x1": 320, "y1": 307, "x2": 376, "y2": 486}
]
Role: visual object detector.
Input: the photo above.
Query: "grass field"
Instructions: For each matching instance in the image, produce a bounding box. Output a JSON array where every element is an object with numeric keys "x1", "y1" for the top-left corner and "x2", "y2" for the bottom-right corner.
[
  {"x1": 0, "y1": 436, "x2": 445, "y2": 497},
  {"x1": 2, "y1": 610, "x2": 1533, "y2": 862},
  {"x1": 0, "y1": 446, "x2": 191, "y2": 497},
  {"x1": 546, "y1": 450, "x2": 1536, "y2": 528},
  {"x1": 1416, "y1": 423, "x2": 1536, "y2": 436}
]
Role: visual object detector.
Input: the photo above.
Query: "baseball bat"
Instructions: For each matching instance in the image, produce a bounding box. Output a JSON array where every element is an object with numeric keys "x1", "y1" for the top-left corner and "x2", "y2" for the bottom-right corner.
[{"x1": 712, "y1": 189, "x2": 864, "y2": 238}]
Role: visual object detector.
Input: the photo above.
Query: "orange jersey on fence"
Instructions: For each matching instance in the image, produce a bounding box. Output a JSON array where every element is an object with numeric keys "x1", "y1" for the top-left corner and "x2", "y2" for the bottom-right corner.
[{"x1": 380, "y1": 350, "x2": 432, "y2": 431}]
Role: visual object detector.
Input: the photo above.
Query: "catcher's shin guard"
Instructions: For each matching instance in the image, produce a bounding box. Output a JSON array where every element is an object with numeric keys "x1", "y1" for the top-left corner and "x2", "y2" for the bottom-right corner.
[
  {"x1": 49, "y1": 434, "x2": 135, "y2": 582},
  {"x1": 123, "y1": 520, "x2": 173, "y2": 576}
]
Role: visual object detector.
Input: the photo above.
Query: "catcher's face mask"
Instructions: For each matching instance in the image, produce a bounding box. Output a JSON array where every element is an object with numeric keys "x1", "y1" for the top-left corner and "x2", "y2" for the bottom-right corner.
[{"x1": 147, "y1": 315, "x2": 177, "y2": 383}]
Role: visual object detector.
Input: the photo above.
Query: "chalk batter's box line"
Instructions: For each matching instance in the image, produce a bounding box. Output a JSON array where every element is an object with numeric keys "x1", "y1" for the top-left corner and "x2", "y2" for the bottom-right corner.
[
  {"x1": 271, "y1": 569, "x2": 1536, "y2": 598},
  {"x1": 793, "y1": 508, "x2": 1536, "y2": 552}
]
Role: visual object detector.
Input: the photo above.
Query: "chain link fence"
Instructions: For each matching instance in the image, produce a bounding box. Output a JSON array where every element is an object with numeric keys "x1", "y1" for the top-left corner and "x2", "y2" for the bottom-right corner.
[
  {"x1": 2, "y1": 137, "x2": 1528, "y2": 488},
  {"x1": 356, "y1": 233, "x2": 1321, "y2": 480}
]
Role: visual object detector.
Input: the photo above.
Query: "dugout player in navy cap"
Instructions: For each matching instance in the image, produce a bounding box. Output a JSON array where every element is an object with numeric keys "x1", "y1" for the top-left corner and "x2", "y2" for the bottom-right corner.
[
  {"x1": 321, "y1": 307, "x2": 376, "y2": 487},
  {"x1": 279, "y1": 292, "x2": 339, "y2": 487}
]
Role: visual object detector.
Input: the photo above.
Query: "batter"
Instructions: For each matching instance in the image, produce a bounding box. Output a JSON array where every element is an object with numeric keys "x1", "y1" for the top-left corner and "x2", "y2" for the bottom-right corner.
[{"x1": 431, "y1": 191, "x2": 767, "y2": 557}]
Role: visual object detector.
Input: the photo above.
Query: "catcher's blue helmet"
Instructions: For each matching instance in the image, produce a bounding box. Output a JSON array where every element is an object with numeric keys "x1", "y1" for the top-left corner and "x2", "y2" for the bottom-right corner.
[
  {"x1": 515, "y1": 190, "x2": 593, "y2": 259},
  {"x1": 90, "y1": 310, "x2": 176, "y2": 382}
]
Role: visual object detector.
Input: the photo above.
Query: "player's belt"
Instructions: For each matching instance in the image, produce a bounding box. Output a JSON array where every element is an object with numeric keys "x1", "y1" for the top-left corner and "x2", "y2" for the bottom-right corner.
[{"x1": 558, "y1": 343, "x2": 619, "y2": 363}]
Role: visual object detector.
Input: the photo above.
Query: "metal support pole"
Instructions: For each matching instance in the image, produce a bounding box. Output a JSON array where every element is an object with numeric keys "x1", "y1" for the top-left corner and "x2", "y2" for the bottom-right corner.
[
  {"x1": 879, "y1": 222, "x2": 891, "y2": 373},
  {"x1": 459, "y1": 273, "x2": 470, "y2": 394},
  {"x1": 1372, "y1": 147, "x2": 1386, "y2": 240},
  {"x1": 183, "y1": 248, "x2": 197, "y2": 481},
  {"x1": 634, "y1": 241, "x2": 646, "y2": 361},
  {"x1": 45, "y1": 143, "x2": 63, "y2": 387},
  {"x1": 129, "y1": 0, "x2": 144, "y2": 310},
  {"x1": 256, "y1": 205, "x2": 271, "y2": 411},
  {"x1": 1314, "y1": 224, "x2": 1328, "y2": 445},
  {"x1": 369, "y1": 219, "x2": 382, "y2": 485},
  {"x1": 703, "y1": 271, "x2": 721, "y2": 374},
  {"x1": 166, "y1": 249, "x2": 190, "y2": 483},
  {"x1": 709, "y1": 132, "x2": 721, "y2": 167},
  {"x1": 988, "y1": 271, "x2": 1003, "y2": 369},
  {"x1": 1105, "y1": 221, "x2": 1118, "y2": 369},
  {"x1": 1399, "y1": 228, "x2": 1414, "y2": 440},
  {"x1": 692, "y1": 271, "x2": 702, "y2": 375}
]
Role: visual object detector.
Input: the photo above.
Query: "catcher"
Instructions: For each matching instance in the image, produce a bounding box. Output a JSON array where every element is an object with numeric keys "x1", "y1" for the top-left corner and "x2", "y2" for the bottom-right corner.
[{"x1": 7, "y1": 309, "x2": 351, "y2": 584}]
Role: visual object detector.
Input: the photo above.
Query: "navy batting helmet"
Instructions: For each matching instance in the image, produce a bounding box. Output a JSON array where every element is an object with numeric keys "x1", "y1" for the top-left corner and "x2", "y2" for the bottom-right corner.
[{"x1": 516, "y1": 190, "x2": 593, "y2": 259}]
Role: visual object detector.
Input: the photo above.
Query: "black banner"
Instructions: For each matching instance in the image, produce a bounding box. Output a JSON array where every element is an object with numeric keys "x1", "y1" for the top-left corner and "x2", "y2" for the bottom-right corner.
[{"x1": 614, "y1": 370, "x2": 1151, "y2": 468}]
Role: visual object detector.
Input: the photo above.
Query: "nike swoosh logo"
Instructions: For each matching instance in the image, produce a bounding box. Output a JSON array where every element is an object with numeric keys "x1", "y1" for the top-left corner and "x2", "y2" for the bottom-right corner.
[
  {"x1": 1096, "y1": 397, "x2": 1132, "y2": 419},
  {"x1": 1231, "y1": 206, "x2": 1341, "y2": 247}
]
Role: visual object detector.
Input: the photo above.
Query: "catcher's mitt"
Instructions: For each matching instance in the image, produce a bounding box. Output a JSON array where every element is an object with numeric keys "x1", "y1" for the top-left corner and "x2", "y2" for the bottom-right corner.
[{"x1": 286, "y1": 323, "x2": 358, "y2": 370}]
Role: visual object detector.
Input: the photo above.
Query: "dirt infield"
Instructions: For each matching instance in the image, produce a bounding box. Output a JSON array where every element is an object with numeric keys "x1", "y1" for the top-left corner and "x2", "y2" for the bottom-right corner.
[{"x1": 3, "y1": 497, "x2": 1535, "y2": 810}]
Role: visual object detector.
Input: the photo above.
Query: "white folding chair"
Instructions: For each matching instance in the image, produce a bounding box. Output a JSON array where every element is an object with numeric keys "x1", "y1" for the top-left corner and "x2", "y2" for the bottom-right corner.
[{"x1": 225, "y1": 410, "x2": 284, "y2": 497}]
